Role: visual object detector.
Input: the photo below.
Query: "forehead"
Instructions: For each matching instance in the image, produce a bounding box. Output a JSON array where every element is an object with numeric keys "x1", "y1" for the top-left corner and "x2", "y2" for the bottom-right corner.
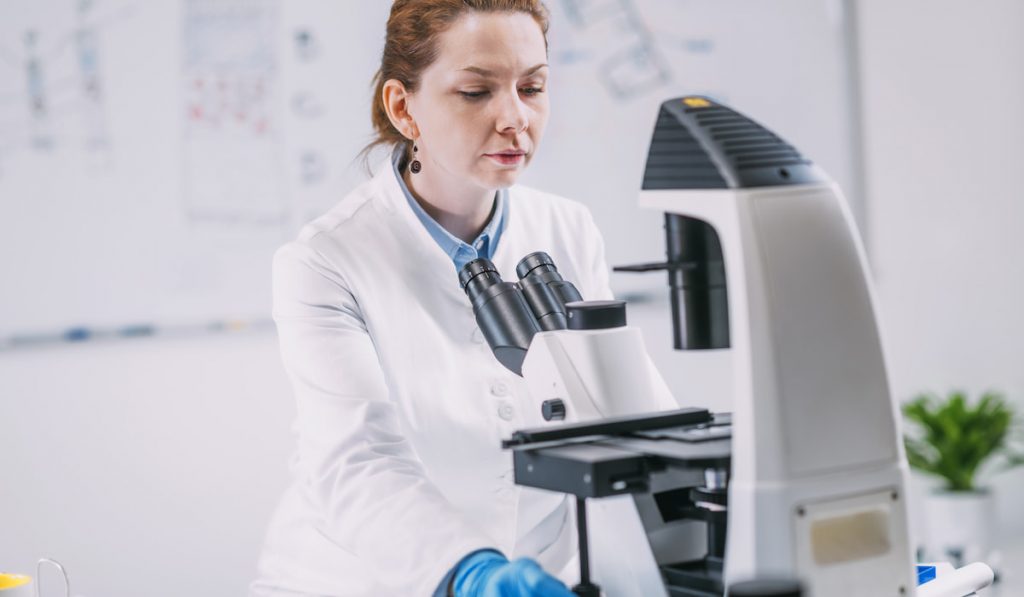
[{"x1": 432, "y1": 11, "x2": 547, "y2": 76}]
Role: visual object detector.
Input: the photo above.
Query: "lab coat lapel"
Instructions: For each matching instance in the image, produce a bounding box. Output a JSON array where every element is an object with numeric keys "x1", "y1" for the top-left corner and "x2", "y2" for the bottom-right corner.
[
  {"x1": 371, "y1": 157, "x2": 524, "y2": 304},
  {"x1": 371, "y1": 158, "x2": 471, "y2": 306}
]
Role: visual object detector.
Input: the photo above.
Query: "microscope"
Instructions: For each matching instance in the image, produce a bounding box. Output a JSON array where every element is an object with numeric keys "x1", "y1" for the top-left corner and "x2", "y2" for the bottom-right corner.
[{"x1": 457, "y1": 97, "x2": 991, "y2": 596}]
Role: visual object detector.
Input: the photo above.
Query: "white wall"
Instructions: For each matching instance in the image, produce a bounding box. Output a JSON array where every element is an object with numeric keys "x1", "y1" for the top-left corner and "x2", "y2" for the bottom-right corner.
[
  {"x1": 0, "y1": 334, "x2": 294, "y2": 596},
  {"x1": 859, "y1": 0, "x2": 1024, "y2": 542}
]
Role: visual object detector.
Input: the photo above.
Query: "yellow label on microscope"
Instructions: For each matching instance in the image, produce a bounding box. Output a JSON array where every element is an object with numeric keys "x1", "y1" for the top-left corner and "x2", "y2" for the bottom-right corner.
[
  {"x1": 683, "y1": 97, "x2": 711, "y2": 108},
  {"x1": 0, "y1": 574, "x2": 31, "y2": 589}
]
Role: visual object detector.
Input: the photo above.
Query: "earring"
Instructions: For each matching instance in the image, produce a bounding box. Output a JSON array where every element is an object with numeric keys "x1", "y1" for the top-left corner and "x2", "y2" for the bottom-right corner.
[{"x1": 410, "y1": 143, "x2": 422, "y2": 174}]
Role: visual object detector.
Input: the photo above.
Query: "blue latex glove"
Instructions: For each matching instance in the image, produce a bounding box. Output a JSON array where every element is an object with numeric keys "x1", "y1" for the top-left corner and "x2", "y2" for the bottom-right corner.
[{"x1": 452, "y1": 549, "x2": 576, "y2": 597}]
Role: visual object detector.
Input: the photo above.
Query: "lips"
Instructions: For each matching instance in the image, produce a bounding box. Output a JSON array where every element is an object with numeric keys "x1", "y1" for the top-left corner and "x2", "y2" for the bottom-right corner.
[{"x1": 484, "y1": 148, "x2": 527, "y2": 166}]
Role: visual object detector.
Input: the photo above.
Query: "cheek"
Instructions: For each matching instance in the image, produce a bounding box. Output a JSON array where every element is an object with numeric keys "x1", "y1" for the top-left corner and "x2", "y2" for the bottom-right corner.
[
  {"x1": 529, "y1": 100, "x2": 550, "y2": 139},
  {"x1": 420, "y1": 99, "x2": 483, "y2": 154}
]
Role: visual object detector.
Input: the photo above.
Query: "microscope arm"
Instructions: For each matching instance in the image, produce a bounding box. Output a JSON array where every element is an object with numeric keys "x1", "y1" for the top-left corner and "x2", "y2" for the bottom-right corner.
[{"x1": 519, "y1": 325, "x2": 679, "y2": 427}]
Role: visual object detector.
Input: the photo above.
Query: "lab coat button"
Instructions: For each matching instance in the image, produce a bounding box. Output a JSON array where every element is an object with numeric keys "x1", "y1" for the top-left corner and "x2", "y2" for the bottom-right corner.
[
  {"x1": 491, "y1": 382, "x2": 510, "y2": 397},
  {"x1": 498, "y1": 401, "x2": 515, "y2": 421}
]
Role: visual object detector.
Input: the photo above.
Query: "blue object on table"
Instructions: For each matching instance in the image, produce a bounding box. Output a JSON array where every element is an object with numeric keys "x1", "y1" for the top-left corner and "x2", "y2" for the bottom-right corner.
[{"x1": 917, "y1": 565, "x2": 937, "y2": 585}]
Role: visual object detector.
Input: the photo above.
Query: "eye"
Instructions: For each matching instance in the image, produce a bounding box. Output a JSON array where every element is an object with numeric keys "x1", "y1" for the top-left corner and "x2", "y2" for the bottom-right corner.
[
  {"x1": 459, "y1": 90, "x2": 489, "y2": 100},
  {"x1": 520, "y1": 87, "x2": 545, "y2": 96}
]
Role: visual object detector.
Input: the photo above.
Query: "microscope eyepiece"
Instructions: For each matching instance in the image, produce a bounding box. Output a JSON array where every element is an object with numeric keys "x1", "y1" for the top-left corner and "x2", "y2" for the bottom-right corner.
[
  {"x1": 515, "y1": 251, "x2": 557, "y2": 279},
  {"x1": 515, "y1": 251, "x2": 583, "y2": 331},
  {"x1": 459, "y1": 258, "x2": 540, "y2": 376},
  {"x1": 458, "y1": 257, "x2": 499, "y2": 291}
]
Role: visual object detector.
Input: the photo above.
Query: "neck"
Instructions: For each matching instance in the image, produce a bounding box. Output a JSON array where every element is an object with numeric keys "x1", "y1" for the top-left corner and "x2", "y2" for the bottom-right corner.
[{"x1": 402, "y1": 162, "x2": 496, "y2": 244}]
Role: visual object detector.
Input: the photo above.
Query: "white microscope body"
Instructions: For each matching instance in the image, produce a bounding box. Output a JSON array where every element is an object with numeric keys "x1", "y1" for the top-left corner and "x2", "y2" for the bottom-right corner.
[
  {"x1": 642, "y1": 180, "x2": 916, "y2": 596},
  {"x1": 460, "y1": 97, "x2": 991, "y2": 597},
  {"x1": 628, "y1": 97, "x2": 917, "y2": 596},
  {"x1": 519, "y1": 325, "x2": 677, "y2": 424},
  {"x1": 504, "y1": 176, "x2": 918, "y2": 596}
]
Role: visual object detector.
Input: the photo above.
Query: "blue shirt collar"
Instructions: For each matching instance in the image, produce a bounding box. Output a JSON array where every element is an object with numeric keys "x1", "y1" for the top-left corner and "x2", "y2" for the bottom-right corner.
[{"x1": 391, "y1": 145, "x2": 508, "y2": 273}]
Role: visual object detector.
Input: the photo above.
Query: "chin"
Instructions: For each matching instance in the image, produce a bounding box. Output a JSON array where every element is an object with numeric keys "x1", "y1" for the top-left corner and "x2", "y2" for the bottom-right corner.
[{"x1": 479, "y1": 169, "x2": 522, "y2": 190}]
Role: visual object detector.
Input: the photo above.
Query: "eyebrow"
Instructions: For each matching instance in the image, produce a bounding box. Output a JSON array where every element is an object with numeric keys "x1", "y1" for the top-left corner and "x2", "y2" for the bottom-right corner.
[{"x1": 459, "y1": 63, "x2": 549, "y2": 77}]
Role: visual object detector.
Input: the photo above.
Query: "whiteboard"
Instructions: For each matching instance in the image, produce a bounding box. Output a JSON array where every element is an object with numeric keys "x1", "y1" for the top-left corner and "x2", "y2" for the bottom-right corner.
[{"x1": 0, "y1": 0, "x2": 860, "y2": 344}]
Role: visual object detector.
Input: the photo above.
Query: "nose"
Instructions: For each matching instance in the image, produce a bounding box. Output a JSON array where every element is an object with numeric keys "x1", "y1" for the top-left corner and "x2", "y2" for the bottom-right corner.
[{"x1": 495, "y1": 88, "x2": 529, "y2": 134}]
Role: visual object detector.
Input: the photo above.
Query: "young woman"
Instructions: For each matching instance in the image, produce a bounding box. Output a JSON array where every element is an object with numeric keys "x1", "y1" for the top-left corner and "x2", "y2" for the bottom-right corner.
[{"x1": 251, "y1": 1, "x2": 616, "y2": 595}]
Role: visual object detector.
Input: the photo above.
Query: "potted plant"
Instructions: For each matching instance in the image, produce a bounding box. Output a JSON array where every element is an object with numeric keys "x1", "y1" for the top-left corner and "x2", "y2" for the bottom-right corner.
[{"x1": 903, "y1": 390, "x2": 1024, "y2": 565}]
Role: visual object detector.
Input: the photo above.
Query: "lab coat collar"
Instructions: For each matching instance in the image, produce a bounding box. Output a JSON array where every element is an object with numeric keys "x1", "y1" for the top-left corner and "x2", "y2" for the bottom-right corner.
[
  {"x1": 371, "y1": 151, "x2": 518, "y2": 302},
  {"x1": 388, "y1": 147, "x2": 508, "y2": 273}
]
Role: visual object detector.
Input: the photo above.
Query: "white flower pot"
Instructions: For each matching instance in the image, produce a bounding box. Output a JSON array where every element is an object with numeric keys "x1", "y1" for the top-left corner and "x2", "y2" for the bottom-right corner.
[{"x1": 922, "y1": 489, "x2": 994, "y2": 566}]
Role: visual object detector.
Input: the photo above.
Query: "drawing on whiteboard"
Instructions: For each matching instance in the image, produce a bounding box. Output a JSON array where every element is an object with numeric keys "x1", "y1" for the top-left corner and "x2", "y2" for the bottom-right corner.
[
  {"x1": 659, "y1": 36, "x2": 715, "y2": 55},
  {"x1": 75, "y1": 0, "x2": 111, "y2": 157},
  {"x1": 550, "y1": 0, "x2": 723, "y2": 105},
  {"x1": 293, "y1": 28, "x2": 321, "y2": 63},
  {"x1": 288, "y1": 25, "x2": 329, "y2": 192},
  {"x1": 181, "y1": 0, "x2": 286, "y2": 226},
  {"x1": 557, "y1": 0, "x2": 671, "y2": 100},
  {"x1": 290, "y1": 91, "x2": 325, "y2": 119},
  {"x1": 0, "y1": 0, "x2": 125, "y2": 176},
  {"x1": 23, "y1": 29, "x2": 54, "y2": 151},
  {"x1": 299, "y1": 150, "x2": 326, "y2": 186}
]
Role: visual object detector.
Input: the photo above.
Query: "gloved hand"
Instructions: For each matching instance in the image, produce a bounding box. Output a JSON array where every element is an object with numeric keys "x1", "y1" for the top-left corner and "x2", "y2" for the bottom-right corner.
[{"x1": 452, "y1": 549, "x2": 576, "y2": 597}]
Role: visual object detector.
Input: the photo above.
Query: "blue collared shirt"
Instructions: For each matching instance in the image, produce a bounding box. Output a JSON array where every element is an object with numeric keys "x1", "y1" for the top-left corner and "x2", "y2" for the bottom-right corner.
[{"x1": 392, "y1": 147, "x2": 508, "y2": 274}]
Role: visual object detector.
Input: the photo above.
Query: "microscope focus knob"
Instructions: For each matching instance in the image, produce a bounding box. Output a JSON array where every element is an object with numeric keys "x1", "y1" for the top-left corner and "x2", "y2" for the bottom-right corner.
[
  {"x1": 727, "y1": 579, "x2": 802, "y2": 596},
  {"x1": 542, "y1": 399, "x2": 566, "y2": 421}
]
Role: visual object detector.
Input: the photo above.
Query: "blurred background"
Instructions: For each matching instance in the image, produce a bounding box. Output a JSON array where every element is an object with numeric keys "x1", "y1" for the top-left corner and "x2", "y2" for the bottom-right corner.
[{"x1": 0, "y1": 0, "x2": 1021, "y2": 595}]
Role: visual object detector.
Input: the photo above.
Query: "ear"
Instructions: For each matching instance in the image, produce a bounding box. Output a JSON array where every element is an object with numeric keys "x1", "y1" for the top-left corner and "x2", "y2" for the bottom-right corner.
[{"x1": 382, "y1": 79, "x2": 419, "y2": 140}]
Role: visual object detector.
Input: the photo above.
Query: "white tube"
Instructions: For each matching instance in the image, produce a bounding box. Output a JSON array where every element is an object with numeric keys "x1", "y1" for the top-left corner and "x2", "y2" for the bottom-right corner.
[{"x1": 917, "y1": 562, "x2": 995, "y2": 597}]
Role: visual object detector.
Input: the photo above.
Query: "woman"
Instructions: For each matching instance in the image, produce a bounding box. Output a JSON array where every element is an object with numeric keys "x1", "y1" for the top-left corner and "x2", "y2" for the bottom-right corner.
[{"x1": 251, "y1": 1, "x2": 616, "y2": 595}]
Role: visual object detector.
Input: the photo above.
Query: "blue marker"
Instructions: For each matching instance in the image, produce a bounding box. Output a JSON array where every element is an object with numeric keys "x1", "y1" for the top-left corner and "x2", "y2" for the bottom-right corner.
[{"x1": 64, "y1": 327, "x2": 92, "y2": 342}]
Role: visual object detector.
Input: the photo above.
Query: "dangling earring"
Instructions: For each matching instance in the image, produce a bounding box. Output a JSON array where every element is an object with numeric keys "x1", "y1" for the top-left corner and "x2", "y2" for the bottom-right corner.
[{"x1": 410, "y1": 143, "x2": 422, "y2": 174}]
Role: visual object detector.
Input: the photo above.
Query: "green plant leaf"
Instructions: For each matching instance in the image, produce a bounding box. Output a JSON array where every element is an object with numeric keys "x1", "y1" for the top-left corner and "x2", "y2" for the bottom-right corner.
[{"x1": 902, "y1": 390, "x2": 1021, "y2": 491}]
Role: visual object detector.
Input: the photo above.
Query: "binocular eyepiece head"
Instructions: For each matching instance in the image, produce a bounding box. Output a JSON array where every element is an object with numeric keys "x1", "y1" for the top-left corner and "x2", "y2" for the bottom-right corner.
[{"x1": 459, "y1": 252, "x2": 628, "y2": 375}]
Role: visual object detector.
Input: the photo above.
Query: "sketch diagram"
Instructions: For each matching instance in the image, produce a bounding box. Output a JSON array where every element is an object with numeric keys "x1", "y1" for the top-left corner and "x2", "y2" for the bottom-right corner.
[
  {"x1": 23, "y1": 29, "x2": 55, "y2": 151},
  {"x1": 293, "y1": 28, "x2": 321, "y2": 64},
  {"x1": 559, "y1": 0, "x2": 671, "y2": 100},
  {"x1": 181, "y1": 0, "x2": 286, "y2": 226},
  {"x1": 554, "y1": 0, "x2": 718, "y2": 102},
  {"x1": 289, "y1": 27, "x2": 329, "y2": 190},
  {"x1": 75, "y1": 1, "x2": 111, "y2": 154},
  {"x1": 0, "y1": 0, "x2": 124, "y2": 176}
]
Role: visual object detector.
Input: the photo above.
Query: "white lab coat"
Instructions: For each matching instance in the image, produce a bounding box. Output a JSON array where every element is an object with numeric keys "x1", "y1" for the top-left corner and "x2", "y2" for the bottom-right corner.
[{"x1": 250, "y1": 156, "x2": 617, "y2": 596}]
